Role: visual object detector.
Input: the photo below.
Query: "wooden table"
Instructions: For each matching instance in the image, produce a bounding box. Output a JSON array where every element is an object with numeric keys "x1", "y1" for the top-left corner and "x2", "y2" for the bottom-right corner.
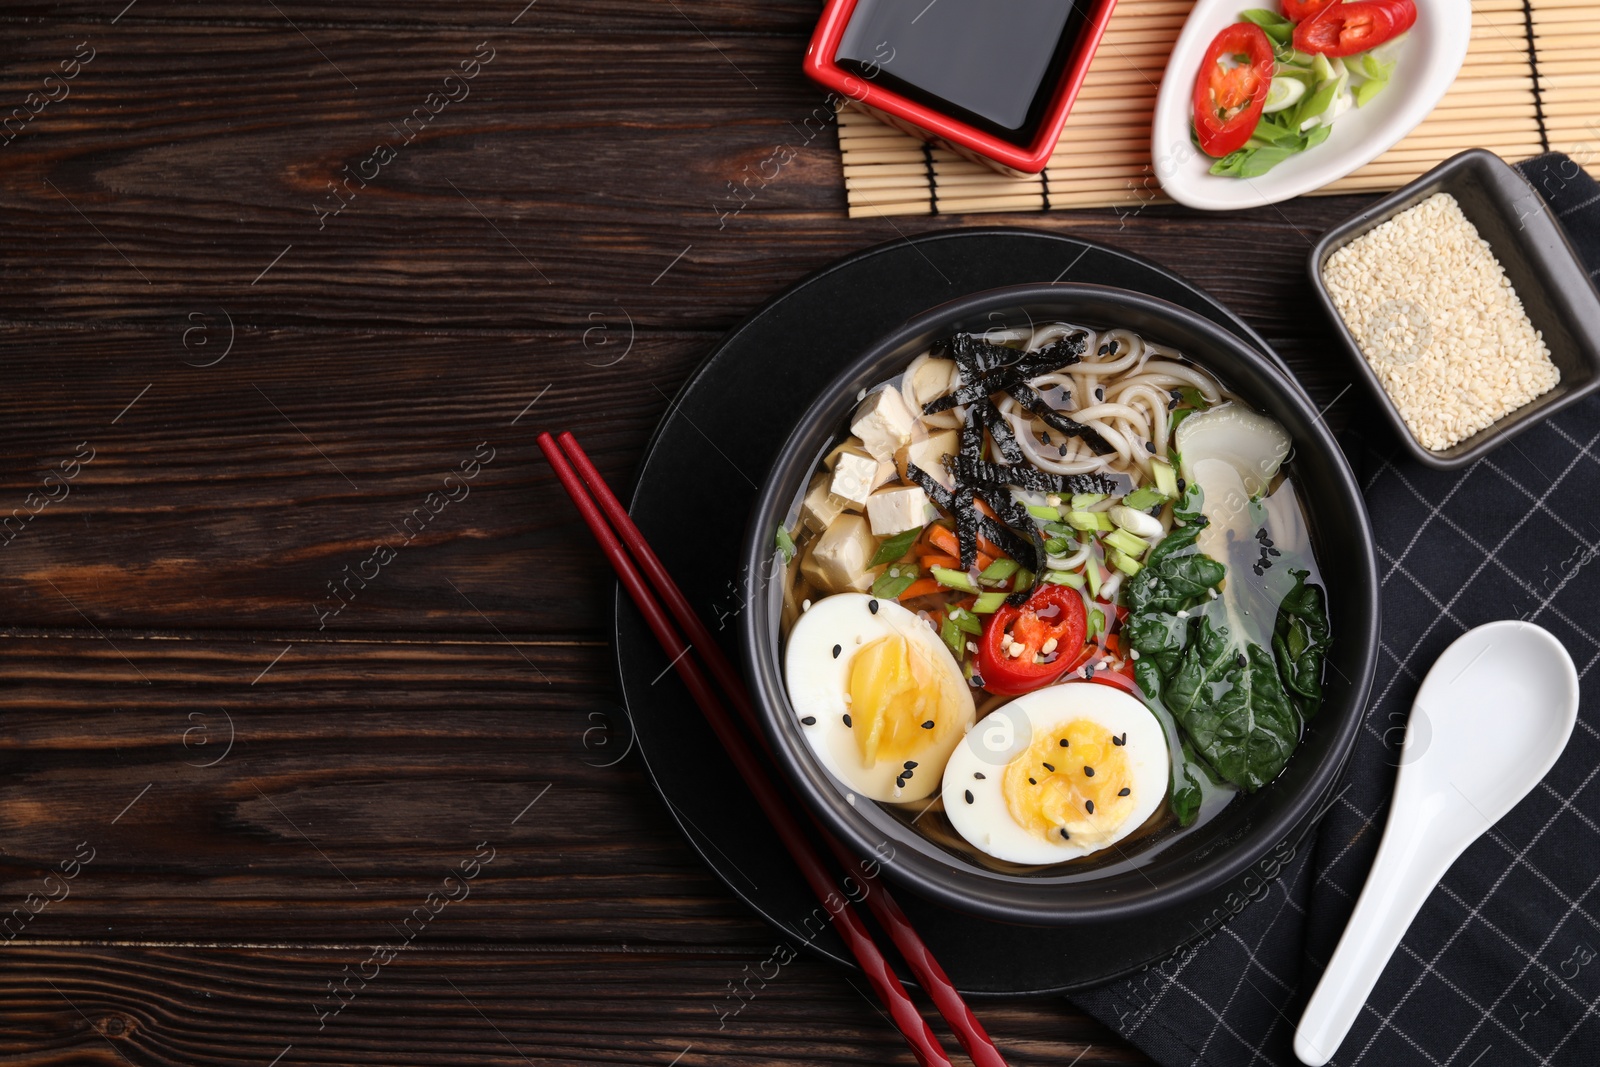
[{"x1": 0, "y1": 4, "x2": 1377, "y2": 1064}]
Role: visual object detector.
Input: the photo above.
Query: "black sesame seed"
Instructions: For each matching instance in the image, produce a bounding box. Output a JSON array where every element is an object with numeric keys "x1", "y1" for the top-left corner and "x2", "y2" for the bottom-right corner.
[
  {"x1": 1267, "y1": 547, "x2": 1281, "y2": 556},
  {"x1": 868, "y1": 599, "x2": 879, "y2": 614},
  {"x1": 1040, "y1": 431, "x2": 1052, "y2": 445},
  {"x1": 974, "y1": 772, "x2": 986, "y2": 780},
  {"x1": 904, "y1": 760, "x2": 918, "y2": 769},
  {"x1": 921, "y1": 720, "x2": 935, "y2": 729},
  {"x1": 1168, "y1": 395, "x2": 1180, "y2": 411},
  {"x1": 1058, "y1": 444, "x2": 1069, "y2": 457},
  {"x1": 842, "y1": 713, "x2": 852, "y2": 728},
  {"x1": 832, "y1": 644, "x2": 841, "y2": 659},
  {"x1": 1108, "y1": 340, "x2": 1120, "y2": 356},
  {"x1": 1059, "y1": 738, "x2": 1069, "y2": 747},
  {"x1": 964, "y1": 790, "x2": 974, "y2": 805},
  {"x1": 1086, "y1": 800, "x2": 1095, "y2": 814},
  {"x1": 1028, "y1": 777, "x2": 1037, "y2": 785},
  {"x1": 1113, "y1": 733, "x2": 1126, "y2": 746},
  {"x1": 1096, "y1": 387, "x2": 1105, "y2": 401},
  {"x1": 1144, "y1": 440, "x2": 1156, "y2": 454},
  {"x1": 1042, "y1": 762, "x2": 1056, "y2": 772},
  {"x1": 1118, "y1": 787, "x2": 1131, "y2": 797},
  {"x1": 1236, "y1": 653, "x2": 1248, "y2": 669},
  {"x1": 1084, "y1": 766, "x2": 1095, "y2": 777},
  {"x1": 1084, "y1": 665, "x2": 1095, "y2": 680},
  {"x1": 1255, "y1": 528, "x2": 1269, "y2": 542},
  {"x1": 800, "y1": 716, "x2": 817, "y2": 726},
  {"x1": 1098, "y1": 343, "x2": 1110, "y2": 356},
  {"x1": 1059, "y1": 828, "x2": 1070, "y2": 840}
]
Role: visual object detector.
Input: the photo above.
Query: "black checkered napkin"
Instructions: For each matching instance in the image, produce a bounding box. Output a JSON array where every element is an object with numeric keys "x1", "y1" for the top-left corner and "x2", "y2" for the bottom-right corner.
[{"x1": 1070, "y1": 155, "x2": 1600, "y2": 1067}]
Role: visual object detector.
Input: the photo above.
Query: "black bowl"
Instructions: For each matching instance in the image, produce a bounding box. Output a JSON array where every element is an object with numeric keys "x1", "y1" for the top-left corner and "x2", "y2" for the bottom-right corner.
[{"x1": 739, "y1": 282, "x2": 1380, "y2": 925}]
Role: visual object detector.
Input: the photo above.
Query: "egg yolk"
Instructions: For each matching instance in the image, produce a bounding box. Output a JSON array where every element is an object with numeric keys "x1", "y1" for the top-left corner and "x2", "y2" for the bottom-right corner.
[
  {"x1": 847, "y1": 633, "x2": 959, "y2": 767},
  {"x1": 1002, "y1": 717, "x2": 1136, "y2": 845}
]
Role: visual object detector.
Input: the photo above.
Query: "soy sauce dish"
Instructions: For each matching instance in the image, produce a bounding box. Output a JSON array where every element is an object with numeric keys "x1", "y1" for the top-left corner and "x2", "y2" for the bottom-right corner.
[{"x1": 740, "y1": 284, "x2": 1379, "y2": 925}]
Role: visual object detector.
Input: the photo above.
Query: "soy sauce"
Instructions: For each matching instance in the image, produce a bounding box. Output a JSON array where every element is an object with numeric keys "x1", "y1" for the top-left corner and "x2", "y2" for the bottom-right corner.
[{"x1": 835, "y1": 0, "x2": 1090, "y2": 146}]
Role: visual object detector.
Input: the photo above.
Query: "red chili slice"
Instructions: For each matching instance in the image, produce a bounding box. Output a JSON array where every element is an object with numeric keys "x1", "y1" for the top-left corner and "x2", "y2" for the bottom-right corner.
[
  {"x1": 1281, "y1": 0, "x2": 1337, "y2": 21},
  {"x1": 1192, "y1": 23, "x2": 1276, "y2": 158},
  {"x1": 1294, "y1": 0, "x2": 1414, "y2": 57},
  {"x1": 976, "y1": 584, "x2": 1087, "y2": 697}
]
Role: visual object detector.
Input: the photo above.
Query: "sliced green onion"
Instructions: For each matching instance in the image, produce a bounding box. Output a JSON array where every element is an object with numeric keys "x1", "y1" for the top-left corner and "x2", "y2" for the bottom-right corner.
[
  {"x1": 1044, "y1": 537, "x2": 1073, "y2": 555},
  {"x1": 869, "y1": 524, "x2": 923, "y2": 567},
  {"x1": 775, "y1": 524, "x2": 796, "y2": 563},
  {"x1": 1070, "y1": 493, "x2": 1106, "y2": 510},
  {"x1": 1014, "y1": 567, "x2": 1034, "y2": 591},
  {"x1": 1262, "y1": 76, "x2": 1306, "y2": 114},
  {"x1": 1105, "y1": 547, "x2": 1144, "y2": 576},
  {"x1": 871, "y1": 565, "x2": 919, "y2": 599},
  {"x1": 1087, "y1": 608, "x2": 1106, "y2": 639},
  {"x1": 980, "y1": 558, "x2": 1021, "y2": 583},
  {"x1": 1085, "y1": 559, "x2": 1103, "y2": 599},
  {"x1": 1065, "y1": 510, "x2": 1114, "y2": 532},
  {"x1": 1043, "y1": 570, "x2": 1085, "y2": 589},
  {"x1": 1152, "y1": 459, "x2": 1179, "y2": 499},
  {"x1": 930, "y1": 565, "x2": 979, "y2": 594},
  {"x1": 972, "y1": 591, "x2": 1008, "y2": 614},
  {"x1": 1122, "y1": 485, "x2": 1167, "y2": 511},
  {"x1": 1104, "y1": 528, "x2": 1150, "y2": 559},
  {"x1": 948, "y1": 606, "x2": 984, "y2": 636},
  {"x1": 1026, "y1": 503, "x2": 1063, "y2": 522},
  {"x1": 939, "y1": 614, "x2": 964, "y2": 660}
]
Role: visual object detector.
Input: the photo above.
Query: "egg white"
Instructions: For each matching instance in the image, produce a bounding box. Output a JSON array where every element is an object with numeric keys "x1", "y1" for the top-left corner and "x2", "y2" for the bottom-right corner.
[
  {"x1": 785, "y1": 593, "x2": 976, "y2": 803},
  {"x1": 941, "y1": 683, "x2": 1170, "y2": 864}
]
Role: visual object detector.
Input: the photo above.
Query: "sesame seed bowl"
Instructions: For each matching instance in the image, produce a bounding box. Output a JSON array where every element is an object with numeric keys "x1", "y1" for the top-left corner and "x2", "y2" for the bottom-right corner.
[
  {"x1": 739, "y1": 282, "x2": 1380, "y2": 926},
  {"x1": 1309, "y1": 148, "x2": 1600, "y2": 470}
]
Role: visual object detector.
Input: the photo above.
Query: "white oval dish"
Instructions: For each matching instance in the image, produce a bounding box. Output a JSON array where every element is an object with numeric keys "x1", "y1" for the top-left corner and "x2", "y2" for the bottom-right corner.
[{"x1": 1151, "y1": 0, "x2": 1471, "y2": 211}]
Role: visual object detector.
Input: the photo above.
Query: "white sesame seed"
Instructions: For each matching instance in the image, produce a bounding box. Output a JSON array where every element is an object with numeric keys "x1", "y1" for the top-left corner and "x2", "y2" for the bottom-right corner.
[
  {"x1": 802, "y1": 599, "x2": 812, "y2": 612},
  {"x1": 1323, "y1": 192, "x2": 1559, "y2": 451}
]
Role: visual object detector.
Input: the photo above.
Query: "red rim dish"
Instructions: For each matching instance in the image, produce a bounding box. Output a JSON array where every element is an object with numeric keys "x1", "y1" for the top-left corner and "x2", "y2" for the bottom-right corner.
[{"x1": 803, "y1": 0, "x2": 1122, "y2": 177}]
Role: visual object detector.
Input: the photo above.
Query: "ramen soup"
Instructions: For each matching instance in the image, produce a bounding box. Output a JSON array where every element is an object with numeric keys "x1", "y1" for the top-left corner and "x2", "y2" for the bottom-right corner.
[{"x1": 776, "y1": 324, "x2": 1331, "y2": 872}]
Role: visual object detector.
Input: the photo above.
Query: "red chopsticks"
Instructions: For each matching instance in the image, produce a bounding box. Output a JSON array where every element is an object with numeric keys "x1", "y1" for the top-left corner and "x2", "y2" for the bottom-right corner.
[{"x1": 539, "y1": 431, "x2": 1009, "y2": 1067}]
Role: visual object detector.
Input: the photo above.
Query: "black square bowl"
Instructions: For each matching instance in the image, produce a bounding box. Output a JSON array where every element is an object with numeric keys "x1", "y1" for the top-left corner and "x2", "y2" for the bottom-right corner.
[{"x1": 1309, "y1": 148, "x2": 1600, "y2": 470}]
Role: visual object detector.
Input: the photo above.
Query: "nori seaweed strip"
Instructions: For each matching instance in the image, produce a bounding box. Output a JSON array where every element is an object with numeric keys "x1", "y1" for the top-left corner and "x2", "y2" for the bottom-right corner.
[
  {"x1": 1005, "y1": 382, "x2": 1115, "y2": 454},
  {"x1": 920, "y1": 335, "x2": 1091, "y2": 416},
  {"x1": 978, "y1": 516, "x2": 1037, "y2": 570},
  {"x1": 905, "y1": 462, "x2": 954, "y2": 511},
  {"x1": 906, "y1": 461, "x2": 1038, "y2": 571},
  {"x1": 953, "y1": 488, "x2": 981, "y2": 571},
  {"x1": 951, "y1": 455, "x2": 1118, "y2": 496},
  {"x1": 936, "y1": 333, "x2": 1016, "y2": 378},
  {"x1": 979, "y1": 398, "x2": 1025, "y2": 464},
  {"x1": 959, "y1": 402, "x2": 986, "y2": 464}
]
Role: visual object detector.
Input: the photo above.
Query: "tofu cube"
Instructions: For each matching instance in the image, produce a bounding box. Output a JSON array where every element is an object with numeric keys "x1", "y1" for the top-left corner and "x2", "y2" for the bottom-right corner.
[
  {"x1": 866, "y1": 486, "x2": 935, "y2": 537},
  {"x1": 800, "y1": 472, "x2": 846, "y2": 534},
  {"x1": 850, "y1": 387, "x2": 918, "y2": 462},
  {"x1": 800, "y1": 513, "x2": 876, "y2": 594},
  {"x1": 830, "y1": 449, "x2": 894, "y2": 509},
  {"x1": 899, "y1": 429, "x2": 960, "y2": 489}
]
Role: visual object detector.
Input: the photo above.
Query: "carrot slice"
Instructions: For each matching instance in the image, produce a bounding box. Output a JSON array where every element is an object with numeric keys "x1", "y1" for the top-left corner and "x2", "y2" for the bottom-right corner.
[
  {"x1": 896, "y1": 578, "x2": 944, "y2": 602},
  {"x1": 918, "y1": 552, "x2": 962, "y2": 571}
]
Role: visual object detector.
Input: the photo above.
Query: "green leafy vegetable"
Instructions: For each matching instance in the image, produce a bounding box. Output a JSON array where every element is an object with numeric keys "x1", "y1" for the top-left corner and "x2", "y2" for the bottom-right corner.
[
  {"x1": 1173, "y1": 482, "x2": 1205, "y2": 526},
  {"x1": 1162, "y1": 617, "x2": 1299, "y2": 791},
  {"x1": 775, "y1": 524, "x2": 796, "y2": 563},
  {"x1": 869, "y1": 524, "x2": 924, "y2": 567},
  {"x1": 1121, "y1": 522, "x2": 1227, "y2": 616},
  {"x1": 1273, "y1": 568, "x2": 1332, "y2": 720},
  {"x1": 1170, "y1": 740, "x2": 1217, "y2": 828}
]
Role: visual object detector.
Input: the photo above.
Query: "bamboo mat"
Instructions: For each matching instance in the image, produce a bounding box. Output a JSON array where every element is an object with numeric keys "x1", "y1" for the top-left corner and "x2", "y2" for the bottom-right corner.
[{"x1": 840, "y1": 0, "x2": 1600, "y2": 217}]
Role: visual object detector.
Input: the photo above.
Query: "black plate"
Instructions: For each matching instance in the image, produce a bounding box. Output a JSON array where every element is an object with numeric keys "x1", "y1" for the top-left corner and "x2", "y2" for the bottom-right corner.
[{"x1": 614, "y1": 228, "x2": 1311, "y2": 995}]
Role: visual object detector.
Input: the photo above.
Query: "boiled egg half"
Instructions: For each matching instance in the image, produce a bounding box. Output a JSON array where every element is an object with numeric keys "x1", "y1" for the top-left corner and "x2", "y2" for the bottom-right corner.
[
  {"x1": 941, "y1": 682, "x2": 1168, "y2": 864},
  {"x1": 785, "y1": 593, "x2": 976, "y2": 802}
]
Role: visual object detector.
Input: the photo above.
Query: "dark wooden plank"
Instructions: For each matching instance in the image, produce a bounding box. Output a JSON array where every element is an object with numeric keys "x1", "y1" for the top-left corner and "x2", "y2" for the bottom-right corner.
[
  {"x1": 0, "y1": 945, "x2": 1145, "y2": 1067},
  {"x1": 0, "y1": 324, "x2": 712, "y2": 633},
  {"x1": 0, "y1": 20, "x2": 1379, "y2": 353},
  {"x1": 1, "y1": 1, "x2": 820, "y2": 34},
  {"x1": 0, "y1": 630, "x2": 793, "y2": 945}
]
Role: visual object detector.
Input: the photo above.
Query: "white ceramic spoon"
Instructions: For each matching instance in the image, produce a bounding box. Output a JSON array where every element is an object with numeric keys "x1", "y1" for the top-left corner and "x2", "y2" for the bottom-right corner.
[{"x1": 1294, "y1": 620, "x2": 1579, "y2": 1066}]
